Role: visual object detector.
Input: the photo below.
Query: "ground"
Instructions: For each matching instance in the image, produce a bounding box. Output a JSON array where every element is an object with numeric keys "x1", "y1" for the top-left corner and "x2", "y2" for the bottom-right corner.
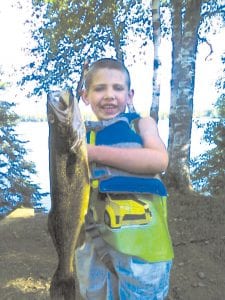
[{"x1": 0, "y1": 191, "x2": 225, "y2": 300}]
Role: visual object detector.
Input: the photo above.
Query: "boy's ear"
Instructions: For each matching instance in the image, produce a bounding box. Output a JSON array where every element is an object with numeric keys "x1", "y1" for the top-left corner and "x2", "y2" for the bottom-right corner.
[
  {"x1": 81, "y1": 90, "x2": 90, "y2": 105},
  {"x1": 127, "y1": 89, "x2": 134, "y2": 104}
]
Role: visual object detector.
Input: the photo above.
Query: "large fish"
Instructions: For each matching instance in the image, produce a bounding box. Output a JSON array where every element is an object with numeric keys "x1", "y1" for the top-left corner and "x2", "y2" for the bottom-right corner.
[{"x1": 47, "y1": 89, "x2": 90, "y2": 299}]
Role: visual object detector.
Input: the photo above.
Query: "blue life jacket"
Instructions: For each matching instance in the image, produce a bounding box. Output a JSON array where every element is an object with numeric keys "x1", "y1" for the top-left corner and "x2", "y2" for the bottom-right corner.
[{"x1": 85, "y1": 113, "x2": 174, "y2": 262}]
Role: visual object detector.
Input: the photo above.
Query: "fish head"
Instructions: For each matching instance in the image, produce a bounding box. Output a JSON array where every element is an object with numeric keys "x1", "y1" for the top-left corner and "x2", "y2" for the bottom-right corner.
[
  {"x1": 47, "y1": 89, "x2": 73, "y2": 124},
  {"x1": 47, "y1": 89, "x2": 86, "y2": 152}
]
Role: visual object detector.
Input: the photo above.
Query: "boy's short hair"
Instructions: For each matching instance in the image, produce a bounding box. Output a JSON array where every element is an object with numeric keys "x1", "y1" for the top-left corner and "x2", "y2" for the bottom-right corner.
[{"x1": 84, "y1": 58, "x2": 131, "y2": 91}]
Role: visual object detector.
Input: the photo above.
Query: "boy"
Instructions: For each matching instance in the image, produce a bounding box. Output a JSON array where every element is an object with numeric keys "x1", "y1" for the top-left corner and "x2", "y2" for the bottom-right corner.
[{"x1": 75, "y1": 58, "x2": 173, "y2": 299}]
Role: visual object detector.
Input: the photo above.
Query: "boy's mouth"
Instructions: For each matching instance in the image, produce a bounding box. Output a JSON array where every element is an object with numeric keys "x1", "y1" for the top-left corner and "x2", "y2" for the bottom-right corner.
[{"x1": 101, "y1": 104, "x2": 118, "y2": 114}]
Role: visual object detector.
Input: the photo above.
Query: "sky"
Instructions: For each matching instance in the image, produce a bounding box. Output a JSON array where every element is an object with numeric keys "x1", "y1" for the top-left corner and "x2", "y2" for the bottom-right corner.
[{"x1": 0, "y1": 0, "x2": 224, "y2": 118}]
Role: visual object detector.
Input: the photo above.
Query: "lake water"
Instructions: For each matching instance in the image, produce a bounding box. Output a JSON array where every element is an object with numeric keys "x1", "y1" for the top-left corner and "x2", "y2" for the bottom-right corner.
[
  {"x1": 17, "y1": 122, "x2": 50, "y2": 210},
  {"x1": 16, "y1": 120, "x2": 210, "y2": 211}
]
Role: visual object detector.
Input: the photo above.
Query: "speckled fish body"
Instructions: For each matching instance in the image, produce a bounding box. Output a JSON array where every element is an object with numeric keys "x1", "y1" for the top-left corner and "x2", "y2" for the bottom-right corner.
[{"x1": 47, "y1": 90, "x2": 89, "y2": 300}]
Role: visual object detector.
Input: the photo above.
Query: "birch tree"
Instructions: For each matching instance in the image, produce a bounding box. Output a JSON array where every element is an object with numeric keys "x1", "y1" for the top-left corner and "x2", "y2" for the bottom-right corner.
[
  {"x1": 166, "y1": 0, "x2": 225, "y2": 191},
  {"x1": 150, "y1": 0, "x2": 162, "y2": 123},
  {"x1": 165, "y1": 0, "x2": 202, "y2": 191}
]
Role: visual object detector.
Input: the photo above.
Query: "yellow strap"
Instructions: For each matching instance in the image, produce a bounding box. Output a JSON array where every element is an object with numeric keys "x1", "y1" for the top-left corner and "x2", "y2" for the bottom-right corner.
[
  {"x1": 91, "y1": 179, "x2": 99, "y2": 189},
  {"x1": 90, "y1": 130, "x2": 96, "y2": 145},
  {"x1": 89, "y1": 130, "x2": 99, "y2": 189}
]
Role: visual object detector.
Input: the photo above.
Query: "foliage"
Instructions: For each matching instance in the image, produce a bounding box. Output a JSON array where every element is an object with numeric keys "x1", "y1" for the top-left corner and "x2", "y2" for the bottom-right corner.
[
  {"x1": 0, "y1": 100, "x2": 47, "y2": 216},
  {"x1": 198, "y1": 1, "x2": 225, "y2": 58},
  {"x1": 21, "y1": 0, "x2": 150, "y2": 96},
  {"x1": 191, "y1": 52, "x2": 225, "y2": 196}
]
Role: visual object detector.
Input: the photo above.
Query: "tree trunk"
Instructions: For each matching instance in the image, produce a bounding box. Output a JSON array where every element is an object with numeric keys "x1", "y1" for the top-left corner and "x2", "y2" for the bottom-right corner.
[
  {"x1": 166, "y1": 0, "x2": 202, "y2": 191},
  {"x1": 150, "y1": 0, "x2": 161, "y2": 123},
  {"x1": 111, "y1": 18, "x2": 125, "y2": 62},
  {"x1": 76, "y1": 60, "x2": 89, "y2": 101},
  {"x1": 110, "y1": 14, "x2": 137, "y2": 113}
]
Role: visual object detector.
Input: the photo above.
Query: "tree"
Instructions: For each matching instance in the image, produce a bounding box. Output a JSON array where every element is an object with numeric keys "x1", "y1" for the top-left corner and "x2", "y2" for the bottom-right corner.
[
  {"x1": 191, "y1": 55, "x2": 225, "y2": 195},
  {"x1": 21, "y1": 0, "x2": 148, "y2": 95},
  {"x1": 191, "y1": 94, "x2": 225, "y2": 195},
  {"x1": 0, "y1": 82, "x2": 46, "y2": 216},
  {"x1": 165, "y1": 0, "x2": 225, "y2": 191},
  {"x1": 150, "y1": 0, "x2": 162, "y2": 123},
  {"x1": 165, "y1": 0, "x2": 200, "y2": 191}
]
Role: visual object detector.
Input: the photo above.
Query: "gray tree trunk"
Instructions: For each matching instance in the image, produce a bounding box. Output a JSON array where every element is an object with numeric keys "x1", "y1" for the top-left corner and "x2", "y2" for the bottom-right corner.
[
  {"x1": 166, "y1": 0, "x2": 202, "y2": 191},
  {"x1": 150, "y1": 0, "x2": 161, "y2": 123}
]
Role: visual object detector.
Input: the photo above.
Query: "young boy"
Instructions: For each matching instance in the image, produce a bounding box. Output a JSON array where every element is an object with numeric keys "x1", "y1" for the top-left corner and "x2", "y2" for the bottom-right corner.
[{"x1": 75, "y1": 58, "x2": 173, "y2": 299}]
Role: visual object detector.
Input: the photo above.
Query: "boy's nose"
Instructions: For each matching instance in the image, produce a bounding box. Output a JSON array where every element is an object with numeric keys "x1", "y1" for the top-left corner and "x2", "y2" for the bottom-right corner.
[
  {"x1": 103, "y1": 88, "x2": 116, "y2": 100},
  {"x1": 103, "y1": 95, "x2": 116, "y2": 100}
]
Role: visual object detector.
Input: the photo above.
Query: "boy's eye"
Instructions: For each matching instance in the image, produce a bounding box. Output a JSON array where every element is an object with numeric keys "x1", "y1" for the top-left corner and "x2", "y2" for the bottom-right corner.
[
  {"x1": 94, "y1": 85, "x2": 105, "y2": 92},
  {"x1": 113, "y1": 84, "x2": 124, "y2": 91},
  {"x1": 93, "y1": 84, "x2": 125, "y2": 92}
]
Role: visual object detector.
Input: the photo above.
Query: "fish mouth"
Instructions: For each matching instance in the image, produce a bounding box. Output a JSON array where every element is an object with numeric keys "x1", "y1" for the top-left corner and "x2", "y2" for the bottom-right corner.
[
  {"x1": 47, "y1": 89, "x2": 86, "y2": 151},
  {"x1": 47, "y1": 90, "x2": 74, "y2": 125}
]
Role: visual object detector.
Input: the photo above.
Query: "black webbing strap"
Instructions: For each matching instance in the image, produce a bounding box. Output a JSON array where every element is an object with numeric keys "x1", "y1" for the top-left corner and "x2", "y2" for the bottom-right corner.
[
  {"x1": 85, "y1": 211, "x2": 118, "y2": 277},
  {"x1": 85, "y1": 187, "x2": 118, "y2": 278}
]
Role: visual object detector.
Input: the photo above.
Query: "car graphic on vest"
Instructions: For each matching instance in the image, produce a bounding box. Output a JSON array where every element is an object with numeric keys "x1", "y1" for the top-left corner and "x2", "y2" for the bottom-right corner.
[{"x1": 104, "y1": 194, "x2": 152, "y2": 229}]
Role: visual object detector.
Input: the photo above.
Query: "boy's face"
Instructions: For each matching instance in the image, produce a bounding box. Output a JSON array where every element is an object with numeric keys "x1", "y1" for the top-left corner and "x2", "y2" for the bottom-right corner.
[{"x1": 82, "y1": 68, "x2": 134, "y2": 120}]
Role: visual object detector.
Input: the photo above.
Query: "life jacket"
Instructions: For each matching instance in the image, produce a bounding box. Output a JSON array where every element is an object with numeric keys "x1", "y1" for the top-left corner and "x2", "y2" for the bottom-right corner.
[{"x1": 85, "y1": 113, "x2": 174, "y2": 262}]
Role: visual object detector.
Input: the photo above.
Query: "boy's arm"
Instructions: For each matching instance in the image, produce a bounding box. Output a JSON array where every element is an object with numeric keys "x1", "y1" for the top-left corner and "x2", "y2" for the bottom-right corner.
[{"x1": 87, "y1": 117, "x2": 168, "y2": 175}]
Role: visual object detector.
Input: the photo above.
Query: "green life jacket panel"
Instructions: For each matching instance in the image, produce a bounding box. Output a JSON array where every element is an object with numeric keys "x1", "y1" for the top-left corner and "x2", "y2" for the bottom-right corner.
[{"x1": 85, "y1": 113, "x2": 174, "y2": 262}]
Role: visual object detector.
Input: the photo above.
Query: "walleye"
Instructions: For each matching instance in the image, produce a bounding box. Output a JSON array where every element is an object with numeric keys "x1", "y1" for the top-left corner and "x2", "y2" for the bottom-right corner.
[{"x1": 47, "y1": 89, "x2": 90, "y2": 299}]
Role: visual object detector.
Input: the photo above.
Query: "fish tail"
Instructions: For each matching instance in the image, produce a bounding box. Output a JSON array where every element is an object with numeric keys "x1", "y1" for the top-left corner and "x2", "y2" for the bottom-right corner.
[{"x1": 50, "y1": 274, "x2": 76, "y2": 300}]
